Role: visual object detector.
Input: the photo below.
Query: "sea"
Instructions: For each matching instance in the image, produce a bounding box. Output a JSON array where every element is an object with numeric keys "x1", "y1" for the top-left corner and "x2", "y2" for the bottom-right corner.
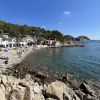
[{"x1": 26, "y1": 40, "x2": 100, "y2": 82}]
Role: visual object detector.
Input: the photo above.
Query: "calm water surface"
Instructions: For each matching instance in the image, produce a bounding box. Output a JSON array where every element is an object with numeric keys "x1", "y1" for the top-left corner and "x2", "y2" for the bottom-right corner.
[{"x1": 26, "y1": 41, "x2": 100, "y2": 82}]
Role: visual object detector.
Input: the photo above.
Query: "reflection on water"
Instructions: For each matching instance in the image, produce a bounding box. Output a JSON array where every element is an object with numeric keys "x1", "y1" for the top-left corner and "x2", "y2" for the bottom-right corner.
[{"x1": 25, "y1": 41, "x2": 100, "y2": 82}]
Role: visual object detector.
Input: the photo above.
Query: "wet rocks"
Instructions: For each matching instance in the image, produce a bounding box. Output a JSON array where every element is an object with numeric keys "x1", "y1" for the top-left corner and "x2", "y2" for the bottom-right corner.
[
  {"x1": 80, "y1": 82, "x2": 95, "y2": 96},
  {"x1": 75, "y1": 90, "x2": 85, "y2": 100},
  {"x1": 62, "y1": 73, "x2": 80, "y2": 90},
  {"x1": 80, "y1": 82, "x2": 100, "y2": 100},
  {"x1": 61, "y1": 74, "x2": 100, "y2": 100}
]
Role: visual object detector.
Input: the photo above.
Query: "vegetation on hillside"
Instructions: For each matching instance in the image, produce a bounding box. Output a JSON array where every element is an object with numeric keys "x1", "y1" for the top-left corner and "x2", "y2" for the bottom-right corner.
[
  {"x1": 76, "y1": 36, "x2": 90, "y2": 41},
  {"x1": 0, "y1": 20, "x2": 90, "y2": 42}
]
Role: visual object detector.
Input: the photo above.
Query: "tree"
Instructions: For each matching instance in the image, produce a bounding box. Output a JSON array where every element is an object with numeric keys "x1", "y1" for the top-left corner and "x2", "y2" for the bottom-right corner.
[
  {"x1": 0, "y1": 29, "x2": 3, "y2": 34},
  {"x1": 63, "y1": 35, "x2": 75, "y2": 42},
  {"x1": 0, "y1": 20, "x2": 90, "y2": 42},
  {"x1": 76, "y1": 36, "x2": 90, "y2": 41},
  {"x1": 49, "y1": 30, "x2": 63, "y2": 41}
]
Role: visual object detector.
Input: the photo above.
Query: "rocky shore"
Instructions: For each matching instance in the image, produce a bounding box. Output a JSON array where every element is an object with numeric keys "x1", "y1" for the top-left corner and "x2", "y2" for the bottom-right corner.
[
  {"x1": 0, "y1": 72, "x2": 100, "y2": 100},
  {"x1": 1, "y1": 61, "x2": 100, "y2": 100},
  {"x1": 0, "y1": 47, "x2": 100, "y2": 100}
]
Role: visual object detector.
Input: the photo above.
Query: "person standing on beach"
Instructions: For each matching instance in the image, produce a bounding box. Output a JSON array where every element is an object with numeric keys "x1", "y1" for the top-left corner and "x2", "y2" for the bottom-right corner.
[
  {"x1": 3, "y1": 47, "x2": 8, "y2": 58},
  {"x1": 17, "y1": 47, "x2": 22, "y2": 58},
  {"x1": 3, "y1": 47, "x2": 9, "y2": 64}
]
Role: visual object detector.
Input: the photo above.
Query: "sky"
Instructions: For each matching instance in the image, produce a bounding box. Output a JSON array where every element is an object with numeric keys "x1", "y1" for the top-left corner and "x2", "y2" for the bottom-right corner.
[{"x1": 0, "y1": 0, "x2": 100, "y2": 40}]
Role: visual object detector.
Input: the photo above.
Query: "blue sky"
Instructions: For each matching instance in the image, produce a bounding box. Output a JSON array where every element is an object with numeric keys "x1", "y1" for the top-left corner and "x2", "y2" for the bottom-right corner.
[{"x1": 0, "y1": 0, "x2": 100, "y2": 40}]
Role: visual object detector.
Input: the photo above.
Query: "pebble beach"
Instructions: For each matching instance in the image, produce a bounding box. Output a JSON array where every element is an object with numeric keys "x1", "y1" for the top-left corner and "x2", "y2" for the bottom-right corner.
[{"x1": 0, "y1": 47, "x2": 34, "y2": 73}]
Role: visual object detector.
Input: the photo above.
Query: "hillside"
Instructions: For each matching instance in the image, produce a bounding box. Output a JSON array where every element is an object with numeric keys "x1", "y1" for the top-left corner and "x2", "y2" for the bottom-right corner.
[
  {"x1": 76, "y1": 36, "x2": 90, "y2": 41},
  {"x1": 0, "y1": 20, "x2": 90, "y2": 42}
]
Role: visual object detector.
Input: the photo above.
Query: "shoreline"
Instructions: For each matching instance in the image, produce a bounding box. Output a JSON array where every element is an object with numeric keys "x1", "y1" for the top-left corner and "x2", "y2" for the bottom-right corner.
[
  {"x1": 0, "y1": 46, "x2": 35, "y2": 74},
  {"x1": 0, "y1": 46, "x2": 100, "y2": 100}
]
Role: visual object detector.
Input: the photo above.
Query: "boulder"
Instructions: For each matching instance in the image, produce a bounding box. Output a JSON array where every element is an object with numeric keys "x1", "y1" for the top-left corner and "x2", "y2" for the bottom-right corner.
[
  {"x1": 83, "y1": 94, "x2": 99, "y2": 100},
  {"x1": 33, "y1": 85, "x2": 42, "y2": 94},
  {"x1": 62, "y1": 73, "x2": 80, "y2": 90},
  {"x1": 10, "y1": 86, "x2": 27, "y2": 100},
  {"x1": 84, "y1": 80, "x2": 100, "y2": 97},
  {"x1": 0, "y1": 84, "x2": 6, "y2": 92},
  {"x1": 7, "y1": 76, "x2": 19, "y2": 86},
  {"x1": 1, "y1": 75, "x2": 7, "y2": 85},
  {"x1": 80, "y1": 82, "x2": 95, "y2": 96},
  {"x1": 0, "y1": 87, "x2": 6, "y2": 100},
  {"x1": 25, "y1": 74, "x2": 31, "y2": 81},
  {"x1": 46, "y1": 81, "x2": 80, "y2": 100},
  {"x1": 34, "y1": 93, "x2": 45, "y2": 100},
  {"x1": 75, "y1": 90, "x2": 85, "y2": 100},
  {"x1": 46, "y1": 98, "x2": 58, "y2": 100}
]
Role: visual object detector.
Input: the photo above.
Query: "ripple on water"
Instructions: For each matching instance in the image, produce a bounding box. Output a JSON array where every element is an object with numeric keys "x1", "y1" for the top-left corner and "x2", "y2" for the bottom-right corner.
[{"x1": 24, "y1": 41, "x2": 100, "y2": 82}]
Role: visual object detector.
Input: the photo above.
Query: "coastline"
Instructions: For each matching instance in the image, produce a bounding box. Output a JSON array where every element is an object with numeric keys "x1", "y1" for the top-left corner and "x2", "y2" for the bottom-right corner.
[
  {"x1": 0, "y1": 42, "x2": 85, "y2": 73},
  {"x1": 0, "y1": 46, "x2": 100, "y2": 100}
]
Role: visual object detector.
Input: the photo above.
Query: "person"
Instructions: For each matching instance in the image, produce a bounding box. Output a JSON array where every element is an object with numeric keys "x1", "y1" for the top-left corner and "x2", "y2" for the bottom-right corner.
[
  {"x1": 3, "y1": 47, "x2": 8, "y2": 58},
  {"x1": 4, "y1": 57, "x2": 9, "y2": 64},
  {"x1": 3, "y1": 47, "x2": 9, "y2": 64},
  {"x1": 16, "y1": 47, "x2": 21, "y2": 58},
  {"x1": 18, "y1": 48, "x2": 22, "y2": 58}
]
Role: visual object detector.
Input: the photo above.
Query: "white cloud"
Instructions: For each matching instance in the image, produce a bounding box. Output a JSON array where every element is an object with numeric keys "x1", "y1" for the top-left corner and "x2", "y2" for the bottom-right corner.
[
  {"x1": 64, "y1": 11, "x2": 70, "y2": 15},
  {"x1": 58, "y1": 22, "x2": 63, "y2": 25},
  {"x1": 42, "y1": 26, "x2": 46, "y2": 29}
]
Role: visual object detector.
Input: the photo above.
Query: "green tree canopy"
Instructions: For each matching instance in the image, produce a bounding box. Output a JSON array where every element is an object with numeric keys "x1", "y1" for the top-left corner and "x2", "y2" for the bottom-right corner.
[{"x1": 0, "y1": 20, "x2": 90, "y2": 42}]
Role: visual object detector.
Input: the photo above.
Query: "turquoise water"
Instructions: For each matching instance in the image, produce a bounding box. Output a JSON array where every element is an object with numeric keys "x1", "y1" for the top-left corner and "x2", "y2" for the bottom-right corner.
[{"x1": 26, "y1": 41, "x2": 100, "y2": 82}]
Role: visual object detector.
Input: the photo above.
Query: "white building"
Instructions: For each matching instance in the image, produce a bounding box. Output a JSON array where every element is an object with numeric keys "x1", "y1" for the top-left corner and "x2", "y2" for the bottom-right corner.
[
  {"x1": 0, "y1": 37, "x2": 2, "y2": 44},
  {"x1": 0, "y1": 35, "x2": 16, "y2": 48},
  {"x1": 21, "y1": 35, "x2": 37, "y2": 46},
  {"x1": 21, "y1": 35, "x2": 35, "y2": 43},
  {"x1": 0, "y1": 35, "x2": 37, "y2": 48},
  {"x1": 55, "y1": 41, "x2": 62, "y2": 47},
  {"x1": 16, "y1": 41, "x2": 27, "y2": 47}
]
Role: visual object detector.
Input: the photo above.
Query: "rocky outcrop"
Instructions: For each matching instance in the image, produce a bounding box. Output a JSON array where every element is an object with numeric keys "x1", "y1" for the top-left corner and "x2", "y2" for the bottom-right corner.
[
  {"x1": 45, "y1": 81, "x2": 80, "y2": 100},
  {"x1": 0, "y1": 74, "x2": 45, "y2": 100},
  {"x1": 75, "y1": 36, "x2": 90, "y2": 41},
  {"x1": 0, "y1": 87, "x2": 6, "y2": 100},
  {"x1": 0, "y1": 74, "x2": 100, "y2": 100},
  {"x1": 80, "y1": 81, "x2": 100, "y2": 100}
]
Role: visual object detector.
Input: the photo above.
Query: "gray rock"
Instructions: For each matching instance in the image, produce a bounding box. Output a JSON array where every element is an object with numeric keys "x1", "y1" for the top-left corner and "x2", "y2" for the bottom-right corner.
[
  {"x1": 0, "y1": 87, "x2": 6, "y2": 100},
  {"x1": 46, "y1": 98, "x2": 58, "y2": 100},
  {"x1": 75, "y1": 90, "x2": 85, "y2": 100},
  {"x1": 83, "y1": 94, "x2": 99, "y2": 100},
  {"x1": 33, "y1": 85, "x2": 42, "y2": 94},
  {"x1": 80, "y1": 82, "x2": 96, "y2": 96},
  {"x1": 25, "y1": 74, "x2": 31, "y2": 81},
  {"x1": 34, "y1": 93, "x2": 45, "y2": 100},
  {"x1": 46, "y1": 80, "x2": 80, "y2": 100},
  {"x1": 62, "y1": 73, "x2": 80, "y2": 90},
  {"x1": 1, "y1": 75, "x2": 7, "y2": 85}
]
